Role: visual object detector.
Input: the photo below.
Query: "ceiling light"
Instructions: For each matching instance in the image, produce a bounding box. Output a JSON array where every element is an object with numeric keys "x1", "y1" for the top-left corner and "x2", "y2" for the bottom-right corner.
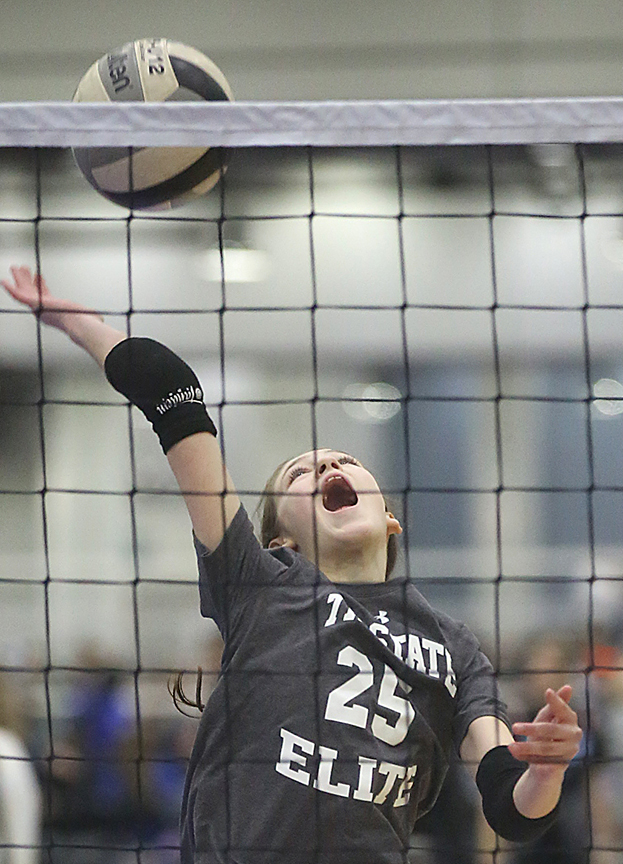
[
  {"x1": 342, "y1": 383, "x2": 402, "y2": 424},
  {"x1": 593, "y1": 378, "x2": 623, "y2": 417},
  {"x1": 202, "y1": 242, "x2": 269, "y2": 284}
]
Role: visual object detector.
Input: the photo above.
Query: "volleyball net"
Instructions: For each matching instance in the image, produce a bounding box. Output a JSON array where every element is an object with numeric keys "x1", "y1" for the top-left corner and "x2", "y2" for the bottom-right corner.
[{"x1": 1, "y1": 99, "x2": 623, "y2": 862}]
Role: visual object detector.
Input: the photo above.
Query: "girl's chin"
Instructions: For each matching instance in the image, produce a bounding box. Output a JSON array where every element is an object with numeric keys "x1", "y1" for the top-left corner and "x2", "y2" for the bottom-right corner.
[{"x1": 319, "y1": 521, "x2": 383, "y2": 549}]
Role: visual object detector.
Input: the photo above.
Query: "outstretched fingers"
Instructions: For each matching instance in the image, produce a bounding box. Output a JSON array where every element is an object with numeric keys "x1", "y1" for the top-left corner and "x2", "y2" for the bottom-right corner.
[
  {"x1": 532, "y1": 686, "x2": 575, "y2": 723},
  {"x1": 509, "y1": 727, "x2": 582, "y2": 763},
  {"x1": 509, "y1": 686, "x2": 582, "y2": 766},
  {"x1": 1, "y1": 266, "x2": 100, "y2": 324},
  {"x1": 1, "y1": 266, "x2": 46, "y2": 310}
]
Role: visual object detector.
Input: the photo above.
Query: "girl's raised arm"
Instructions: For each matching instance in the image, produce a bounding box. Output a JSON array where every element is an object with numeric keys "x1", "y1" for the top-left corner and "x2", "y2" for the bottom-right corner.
[
  {"x1": 1, "y1": 266, "x2": 239, "y2": 550},
  {"x1": 1, "y1": 265, "x2": 126, "y2": 365}
]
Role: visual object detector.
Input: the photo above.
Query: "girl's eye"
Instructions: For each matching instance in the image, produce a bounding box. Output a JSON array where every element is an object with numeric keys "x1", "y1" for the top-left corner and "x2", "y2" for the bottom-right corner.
[
  {"x1": 287, "y1": 466, "x2": 308, "y2": 484},
  {"x1": 338, "y1": 456, "x2": 359, "y2": 467}
]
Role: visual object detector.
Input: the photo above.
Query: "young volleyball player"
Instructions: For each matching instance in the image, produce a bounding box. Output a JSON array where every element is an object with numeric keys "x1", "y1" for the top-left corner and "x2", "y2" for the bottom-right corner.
[{"x1": 2, "y1": 266, "x2": 582, "y2": 864}]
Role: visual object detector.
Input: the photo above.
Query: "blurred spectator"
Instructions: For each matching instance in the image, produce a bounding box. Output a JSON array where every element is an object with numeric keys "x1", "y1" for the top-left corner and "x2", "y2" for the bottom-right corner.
[
  {"x1": 40, "y1": 634, "x2": 227, "y2": 863},
  {"x1": 43, "y1": 646, "x2": 142, "y2": 863},
  {"x1": 141, "y1": 631, "x2": 224, "y2": 864},
  {"x1": 0, "y1": 673, "x2": 41, "y2": 864},
  {"x1": 138, "y1": 715, "x2": 195, "y2": 864},
  {"x1": 580, "y1": 637, "x2": 623, "y2": 863}
]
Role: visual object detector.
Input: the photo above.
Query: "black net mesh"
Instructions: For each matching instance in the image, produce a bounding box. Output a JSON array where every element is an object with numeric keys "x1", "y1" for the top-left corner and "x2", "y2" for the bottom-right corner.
[{"x1": 0, "y1": 104, "x2": 622, "y2": 862}]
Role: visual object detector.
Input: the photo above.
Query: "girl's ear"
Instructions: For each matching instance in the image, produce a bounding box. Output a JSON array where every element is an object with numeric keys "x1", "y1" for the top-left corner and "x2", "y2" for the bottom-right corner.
[
  {"x1": 268, "y1": 536, "x2": 298, "y2": 551},
  {"x1": 386, "y1": 511, "x2": 402, "y2": 537}
]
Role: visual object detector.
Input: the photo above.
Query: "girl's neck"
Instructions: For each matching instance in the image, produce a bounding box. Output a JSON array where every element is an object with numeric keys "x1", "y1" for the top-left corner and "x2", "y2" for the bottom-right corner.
[{"x1": 319, "y1": 545, "x2": 388, "y2": 585}]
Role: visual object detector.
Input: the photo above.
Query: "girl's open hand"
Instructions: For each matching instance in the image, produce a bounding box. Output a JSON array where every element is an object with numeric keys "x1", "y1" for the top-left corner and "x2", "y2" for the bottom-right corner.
[
  {"x1": 509, "y1": 685, "x2": 582, "y2": 769},
  {"x1": 1, "y1": 266, "x2": 102, "y2": 329},
  {"x1": 1, "y1": 265, "x2": 124, "y2": 366}
]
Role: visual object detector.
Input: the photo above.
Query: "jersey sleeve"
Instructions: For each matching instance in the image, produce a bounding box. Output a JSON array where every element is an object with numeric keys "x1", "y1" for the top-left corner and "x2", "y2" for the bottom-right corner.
[
  {"x1": 450, "y1": 623, "x2": 511, "y2": 753},
  {"x1": 194, "y1": 504, "x2": 288, "y2": 636}
]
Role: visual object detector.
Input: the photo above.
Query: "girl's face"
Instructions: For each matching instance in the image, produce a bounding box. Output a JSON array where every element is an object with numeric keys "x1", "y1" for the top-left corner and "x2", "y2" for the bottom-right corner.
[{"x1": 269, "y1": 449, "x2": 401, "y2": 573}]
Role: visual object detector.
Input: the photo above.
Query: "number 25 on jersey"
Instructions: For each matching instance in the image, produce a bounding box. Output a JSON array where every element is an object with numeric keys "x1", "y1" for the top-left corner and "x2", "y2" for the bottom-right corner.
[{"x1": 325, "y1": 645, "x2": 415, "y2": 746}]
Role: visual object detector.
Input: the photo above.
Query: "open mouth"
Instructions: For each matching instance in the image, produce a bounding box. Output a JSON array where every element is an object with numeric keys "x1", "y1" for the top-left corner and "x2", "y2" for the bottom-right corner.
[{"x1": 321, "y1": 475, "x2": 359, "y2": 512}]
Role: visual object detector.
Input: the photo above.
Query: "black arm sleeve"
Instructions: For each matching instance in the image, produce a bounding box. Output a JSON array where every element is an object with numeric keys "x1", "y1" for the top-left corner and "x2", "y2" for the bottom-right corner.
[
  {"x1": 104, "y1": 337, "x2": 217, "y2": 453},
  {"x1": 476, "y1": 746, "x2": 561, "y2": 842}
]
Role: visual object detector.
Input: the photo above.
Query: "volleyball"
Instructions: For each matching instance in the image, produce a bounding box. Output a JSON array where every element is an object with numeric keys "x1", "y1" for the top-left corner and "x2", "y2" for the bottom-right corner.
[{"x1": 71, "y1": 38, "x2": 233, "y2": 210}]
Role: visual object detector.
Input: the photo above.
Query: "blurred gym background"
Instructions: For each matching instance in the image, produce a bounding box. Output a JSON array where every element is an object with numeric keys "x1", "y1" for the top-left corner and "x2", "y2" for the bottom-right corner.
[{"x1": 1, "y1": 2, "x2": 623, "y2": 861}]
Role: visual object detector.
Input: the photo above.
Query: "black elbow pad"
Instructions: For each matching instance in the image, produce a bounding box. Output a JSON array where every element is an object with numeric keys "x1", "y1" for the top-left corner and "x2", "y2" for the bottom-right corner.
[
  {"x1": 105, "y1": 337, "x2": 217, "y2": 453},
  {"x1": 476, "y1": 746, "x2": 560, "y2": 842}
]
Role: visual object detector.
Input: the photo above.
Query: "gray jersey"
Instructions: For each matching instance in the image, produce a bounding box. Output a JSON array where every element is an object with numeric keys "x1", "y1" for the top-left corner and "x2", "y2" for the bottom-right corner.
[{"x1": 180, "y1": 506, "x2": 509, "y2": 864}]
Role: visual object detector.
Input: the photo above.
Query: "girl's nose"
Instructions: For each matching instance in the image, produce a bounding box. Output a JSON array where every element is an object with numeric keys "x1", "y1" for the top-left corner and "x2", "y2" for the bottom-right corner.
[{"x1": 317, "y1": 456, "x2": 340, "y2": 477}]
